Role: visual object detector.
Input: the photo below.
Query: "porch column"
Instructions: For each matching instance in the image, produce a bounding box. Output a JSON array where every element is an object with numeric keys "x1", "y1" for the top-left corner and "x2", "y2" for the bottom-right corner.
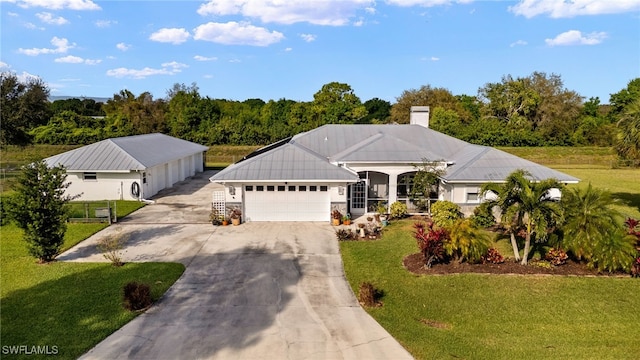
[{"x1": 388, "y1": 171, "x2": 399, "y2": 206}]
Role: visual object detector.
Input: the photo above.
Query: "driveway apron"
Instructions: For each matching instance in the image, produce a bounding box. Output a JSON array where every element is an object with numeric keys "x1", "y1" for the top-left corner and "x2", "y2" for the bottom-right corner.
[{"x1": 60, "y1": 171, "x2": 413, "y2": 359}]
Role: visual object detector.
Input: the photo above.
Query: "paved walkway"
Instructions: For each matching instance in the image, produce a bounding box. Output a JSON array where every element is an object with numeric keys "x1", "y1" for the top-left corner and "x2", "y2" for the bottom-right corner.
[{"x1": 60, "y1": 171, "x2": 413, "y2": 359}]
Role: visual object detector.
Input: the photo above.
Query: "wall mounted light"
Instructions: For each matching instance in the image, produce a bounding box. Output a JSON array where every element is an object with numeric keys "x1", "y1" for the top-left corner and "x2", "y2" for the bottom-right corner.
[
  {"x1": 338, "y1": 186, "x2": 345, "y2": 195},
  {"x1": 229, "y1": 185, "x2": 236, "y2": 195}
]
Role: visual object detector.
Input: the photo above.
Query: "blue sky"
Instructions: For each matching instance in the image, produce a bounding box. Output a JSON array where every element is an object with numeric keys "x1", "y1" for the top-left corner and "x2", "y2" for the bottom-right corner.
[{"x1": 1, "y1": 0, "x2": 639, "y2": 104}]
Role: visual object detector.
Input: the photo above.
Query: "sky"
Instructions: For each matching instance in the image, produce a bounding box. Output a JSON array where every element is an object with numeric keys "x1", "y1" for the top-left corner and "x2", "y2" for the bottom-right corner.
[{"x1": 1, "y1": 0, "x2": 639, "y2": 104}]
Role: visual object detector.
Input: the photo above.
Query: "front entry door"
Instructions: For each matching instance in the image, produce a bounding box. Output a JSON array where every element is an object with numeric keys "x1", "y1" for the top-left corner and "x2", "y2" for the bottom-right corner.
[{"x1": 350, "y1": 181, "x2": 366, "y2": 216}]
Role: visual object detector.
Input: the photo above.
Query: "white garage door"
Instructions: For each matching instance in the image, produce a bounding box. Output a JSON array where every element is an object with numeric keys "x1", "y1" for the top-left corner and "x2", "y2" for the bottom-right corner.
[{"x1": 244, "y1": 184, "x2": 330, "y2": 222}]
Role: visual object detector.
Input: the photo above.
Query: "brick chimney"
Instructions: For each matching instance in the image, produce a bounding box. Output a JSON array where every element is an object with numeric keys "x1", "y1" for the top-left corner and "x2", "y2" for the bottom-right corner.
[{"x1": 410, "y1": 106, "x2": 430, "y2": 128}]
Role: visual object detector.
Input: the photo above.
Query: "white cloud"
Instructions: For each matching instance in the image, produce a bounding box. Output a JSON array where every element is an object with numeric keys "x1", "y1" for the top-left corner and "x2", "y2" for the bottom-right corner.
[
  {"x1": 95, "y1": 19, "x2": 116, "y2": 28},
  {"x1": 300, "y1": 33, "x2": 316, "y2": 42},
  {"x1": 0, "y1": 61, "x2": 10, "y2": 69},
  {"x1": 353, "y1": 18, "x2": 364, "y2": 26},
  {"x1": 54, "y1": 55, "x2": 83, "y2": 63},
  {"x1": 116, "y1": 42, "x2": 131, "y2": 51},
  {"x1": 36, "y1": 12, "x2": 69, "y2": 25},
  {"x1": 203, "y1": 74, "x2": 214, "y2": 79},
  {"x1": 510, "y1": 0, "x2": 640, "y2": 18},
  {"x1": 510, "y1": 39, "x2": 528, "y2": 47},
  {"x1": 12, "y1": 0, "x2": 100, "y2": 10},
  {"x1": 194, "y1": 55, "x2": 218, "y2": 61},
  {"x1": 197, "y1": 0, "x2": 373, "y2": 26},
  {"x1": 386, "y1": 0, "x2": 460, "y2": 7},
  {"x1": 18, "y1": 36, "x2": 75, "y2": 55},
  {"x1": 106, "y1": 62, "x2": 187, "y2": 79},
  {"x1": 54, "y1": 55, "x2": 101, "y2": 64},
  {"x1": 545, "y1": 30, "x2": 607, "y2": 46},
  {"x1": 8, "y1": 12, "x2": 19, "y2": 17},
  {"x1": 24, "y1": 22, "x2": 44, "y2": 30},
  {"x1": 193, "y1": 21, "x2": 284, "y2": 46},
  {"x1": 149, "y1": 28, "x2": 190, "y2": 44},
  {"x1": 430, "y1": 56, "x2": 439, "y2": 61},
  {"x1": 285, "y1": 47, "x2": 292, "y2": 51}
]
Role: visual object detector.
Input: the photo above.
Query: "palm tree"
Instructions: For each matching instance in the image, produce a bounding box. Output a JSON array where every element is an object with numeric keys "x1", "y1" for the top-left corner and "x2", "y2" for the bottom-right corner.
[
  {"x1": 615, "y1": 97, "x2": 640, "y2": 162},
  {"x1": 482, "y1": 170, "x2": 563, "y2": 265},
  {"x1": 560, "y1": 183, "x2": 623, "y2": 260}
]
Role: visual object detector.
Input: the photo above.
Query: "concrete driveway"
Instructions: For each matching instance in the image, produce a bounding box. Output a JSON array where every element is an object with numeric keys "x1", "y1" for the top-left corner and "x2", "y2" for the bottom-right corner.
[{"x1": 60, "y1": 171, "x2": 413, "y2": 359}]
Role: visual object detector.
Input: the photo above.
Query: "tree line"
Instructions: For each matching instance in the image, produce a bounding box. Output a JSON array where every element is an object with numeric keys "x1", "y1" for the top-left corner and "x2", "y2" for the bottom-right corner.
[{"x1": 1, "y1": 71, "x2": 639, "y2": 161}]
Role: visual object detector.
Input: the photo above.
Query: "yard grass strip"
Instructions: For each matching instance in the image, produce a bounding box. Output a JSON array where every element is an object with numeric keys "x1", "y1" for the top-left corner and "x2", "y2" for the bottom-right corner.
[
  {"x1": 340, "y1": 220, "x2": 640, "y2": 360},
  {"x1": 0, "y1": 199, "x2": 183, "y2": 360}
]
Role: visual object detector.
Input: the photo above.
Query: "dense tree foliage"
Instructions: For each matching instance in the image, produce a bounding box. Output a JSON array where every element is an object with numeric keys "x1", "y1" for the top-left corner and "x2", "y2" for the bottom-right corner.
[
  {"x1": 1, "y1": 72, "x2": 51, "y2": 147},
  {"x1": 6, "y1": 160, "x2": 78, "y2": 262},
  {"x1": 2, "y1": 72, "x2": 638, "y2": 157}
]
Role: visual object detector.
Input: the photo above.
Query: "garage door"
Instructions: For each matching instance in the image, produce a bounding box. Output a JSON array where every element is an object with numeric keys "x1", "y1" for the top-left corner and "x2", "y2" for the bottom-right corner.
[{"x1": 244, "y1": 185, "x2": 329, "y2": 221}]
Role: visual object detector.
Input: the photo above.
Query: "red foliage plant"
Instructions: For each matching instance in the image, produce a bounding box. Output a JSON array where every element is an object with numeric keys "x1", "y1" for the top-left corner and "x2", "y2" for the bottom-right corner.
[
  {"x1": 413, "y1": 221, "x2": 447, "y2": 268},
  {"x1": 482, "y1": 248, "x2": 505, "y2": 264}
]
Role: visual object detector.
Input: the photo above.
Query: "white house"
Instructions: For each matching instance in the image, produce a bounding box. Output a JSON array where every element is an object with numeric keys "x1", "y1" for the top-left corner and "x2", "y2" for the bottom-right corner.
[
  {"x1": 45, "y1": 133, "x2": 209, "y2": 201},
  {"x1": 209, "y1": 107, "x2": 579, "y2": 222}
]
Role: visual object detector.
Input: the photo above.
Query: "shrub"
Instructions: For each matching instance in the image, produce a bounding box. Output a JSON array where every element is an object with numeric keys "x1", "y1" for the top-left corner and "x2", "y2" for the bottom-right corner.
[
  {"x1": 332, "y1": 209, "x2": 342, "y2": 220},
  {"x1": 545, "y1": 248, "x2": 569, "y2": 266},
  {"x1": 389, "y1": 201, "x2": 408, "y2": 220},
  {"x1": 122, "y1": 281, "x2": 152, "y2": 311},
  {"x1": 471, "y1": 202, "x2": 496, "y2": 228},
  {"x1": 358, "y1": 282, "x2": 382, "y2": 307},
  {"x1": 430, "y1": 201, "x2": 462, "y2": 228},
  {"x1": 444, "y1": 219, "x2": 492, "y2": 264},
  {"x1": 631, "y1": 257, "x2": 640, "y2": 278},
  {"x1": 482, "y1": 248, "x2": 505, "y2": 264},
  {"x1": 587, "y1": 231, "x2": 637, "y2": 273},
  {"x1": 359, "y1": 282, "x2": 376, "y2": 307},
  {"x1": 335, "y1": 228, "x2": 357, "y2": 241},
  {"x1": 414, "y1": 222, "x2": 446, "y2": 268},
  {"x1": 97, "y1": 231, "x2": 127, "y2": 267}
]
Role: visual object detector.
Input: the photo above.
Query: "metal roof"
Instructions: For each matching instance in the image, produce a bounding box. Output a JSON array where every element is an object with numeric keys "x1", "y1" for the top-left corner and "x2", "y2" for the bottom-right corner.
[
  {"x1": 45, "y1": 133, "x2": 209, "y2": 171},
  {"x1": 210, "y1": 142, "x2": 359, "y2": 182},
  {"x1": 209, "y1": 124, "x2": 579, "y2": 184}
]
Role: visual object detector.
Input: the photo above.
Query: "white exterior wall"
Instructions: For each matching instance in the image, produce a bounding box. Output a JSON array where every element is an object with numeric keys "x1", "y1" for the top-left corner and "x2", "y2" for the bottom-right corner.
[
  {"x1": 66, "y1": 151, "x2": 205, "y2": 201},
  {"x1": 66, "y1": 171, "x2": 141, "y2": 201}
]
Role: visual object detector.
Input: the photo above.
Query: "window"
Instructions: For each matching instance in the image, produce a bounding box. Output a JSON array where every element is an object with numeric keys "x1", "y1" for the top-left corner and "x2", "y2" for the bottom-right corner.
[
  {"x1": 288, "y1": 185, "x2": 296, "y2": 191},
  {"x1": 310, "y1": 186, "x2": 317, "y2": 191},
  {"x1": 142, "y1": 172, "x2": 147, "y2": 184},
  {"x1": 397, "y1": 173, "x2": 415, "y2": 196},
  {"x1": 246, "y1": 185, "x2": 253, "y2": 191},
  {"x1": 467, "y1": 193, "x2": 479, "y2": 202},
  {"x1": 256, "y1": 185, "x2": 264, "y2": 191},
  {"x1": 299, "y1": 186, "x2": 307, "y2": 191},
  {"x1": 277, "y1": 185, "x2": 285, "y2": 191},
  {"x1": 83, "y1": 172, "x2": 97, "y2": 181},
  {"x1": 267, "y1": 185, "x2": 275, "y2": 191},
  {"x1": 320, "y1": 186, "x2": 328, "y2": 192}
]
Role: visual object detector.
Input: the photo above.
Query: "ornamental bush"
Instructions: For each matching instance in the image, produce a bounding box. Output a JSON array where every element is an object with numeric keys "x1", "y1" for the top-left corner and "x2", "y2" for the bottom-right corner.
[
  {"x1": 122, "y1": 282, "x2": 152, "y2": 311},
  {"x1": 389, "y1": 201, "x2": 408, "y2": 220},
  {"x1": 414, "y1": 221, "x2": 446, "y2": 268},
  {"x1": 430, "y1": 201, "x2": 462, "y2": 228},
  {"x1": 471, "y1": 202, "x2": 496, "y2": 228},
  {"x1": 444, "y1": 219, "x2": 492, "y2": 264}
]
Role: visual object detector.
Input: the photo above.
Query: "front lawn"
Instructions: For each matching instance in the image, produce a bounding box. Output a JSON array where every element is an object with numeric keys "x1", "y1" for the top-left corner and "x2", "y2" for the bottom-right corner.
[
  {"x1": 340, "y1": 220, "x2": 640, "y2": 360},
  {"x1": 1, "y1": 202, "x2": 184, "y2": 359}
]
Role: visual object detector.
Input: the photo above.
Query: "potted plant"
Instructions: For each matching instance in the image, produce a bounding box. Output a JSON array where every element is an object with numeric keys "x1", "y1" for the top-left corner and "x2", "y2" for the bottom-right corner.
[
  {"x1": 222, "y1": 218, "x2": 229, "y2": 226},
  {"x1": 229, "y1": 208, "x2": 242, "y2": 226},
  {"x1": 209, "y1": 209, "x2": 223, "y2": 226},
  {"x1": 375, "y1": 202, "x2": 387, "y2": 222},
  {"x1": 342, "y1": 214, "x2": 351, "y2": 225},
  {"x1": 331, "y1": 209, "x2": 342, "y2": 226}
]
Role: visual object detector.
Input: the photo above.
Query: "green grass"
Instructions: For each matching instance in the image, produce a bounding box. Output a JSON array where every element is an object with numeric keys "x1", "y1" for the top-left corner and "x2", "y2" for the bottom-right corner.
[
  {"x1": 340, "y1": 221, "x2": 640, "y2": 360},
  {"x1": 0, "y1": 202, "x2": 184, "y2": 359},
  {"x1": 499, "y1": 146, "x2": 617, "y2": 168},
  {"x1": 554, "y1": 168, "x2": 640, "y2": 219}
]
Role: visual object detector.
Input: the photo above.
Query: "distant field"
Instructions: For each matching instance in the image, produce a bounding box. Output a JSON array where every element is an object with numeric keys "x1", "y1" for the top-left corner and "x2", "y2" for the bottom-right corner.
[{"x1": 498, "y1": 146, "x2": 617, "y2": 168}]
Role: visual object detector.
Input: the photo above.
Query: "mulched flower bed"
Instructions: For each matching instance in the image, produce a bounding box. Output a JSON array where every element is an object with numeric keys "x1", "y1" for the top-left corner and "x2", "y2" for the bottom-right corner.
[{"x1": 403, "y1": 253, "x2": 629, "y2": 277}]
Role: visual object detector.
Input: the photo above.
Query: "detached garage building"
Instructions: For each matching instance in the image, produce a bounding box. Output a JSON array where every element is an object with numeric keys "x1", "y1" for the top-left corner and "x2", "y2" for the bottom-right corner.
[{"x1": 45, "y1": 133, "x2": 208, "y2": 201}]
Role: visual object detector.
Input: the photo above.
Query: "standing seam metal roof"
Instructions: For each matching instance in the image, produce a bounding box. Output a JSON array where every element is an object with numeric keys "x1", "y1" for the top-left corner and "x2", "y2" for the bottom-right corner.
[
  {"x1": 210, "y1": 124, "x2": 579, "y2": 184},
  {"x1": 44, "y1": 133, "x2": 209, "y2": 171}
]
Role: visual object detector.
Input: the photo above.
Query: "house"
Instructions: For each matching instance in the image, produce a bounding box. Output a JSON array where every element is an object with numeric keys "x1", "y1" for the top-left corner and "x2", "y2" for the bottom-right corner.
[
  {"x1": 209, "y1": 107, "x2": 579, "y2": 222},
  {"x1": 45, "y1": 133, "x2": 209, "y2": 201}
]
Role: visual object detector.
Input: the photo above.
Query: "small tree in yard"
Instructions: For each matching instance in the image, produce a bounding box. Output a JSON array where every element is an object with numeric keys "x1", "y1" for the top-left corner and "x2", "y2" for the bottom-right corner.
[
  {"x1": 7, "y1": 159, "x2": 78, "y2": 262},
  {"x1": 414, "y1": 221, "x2": 447, "y2": 268}
]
